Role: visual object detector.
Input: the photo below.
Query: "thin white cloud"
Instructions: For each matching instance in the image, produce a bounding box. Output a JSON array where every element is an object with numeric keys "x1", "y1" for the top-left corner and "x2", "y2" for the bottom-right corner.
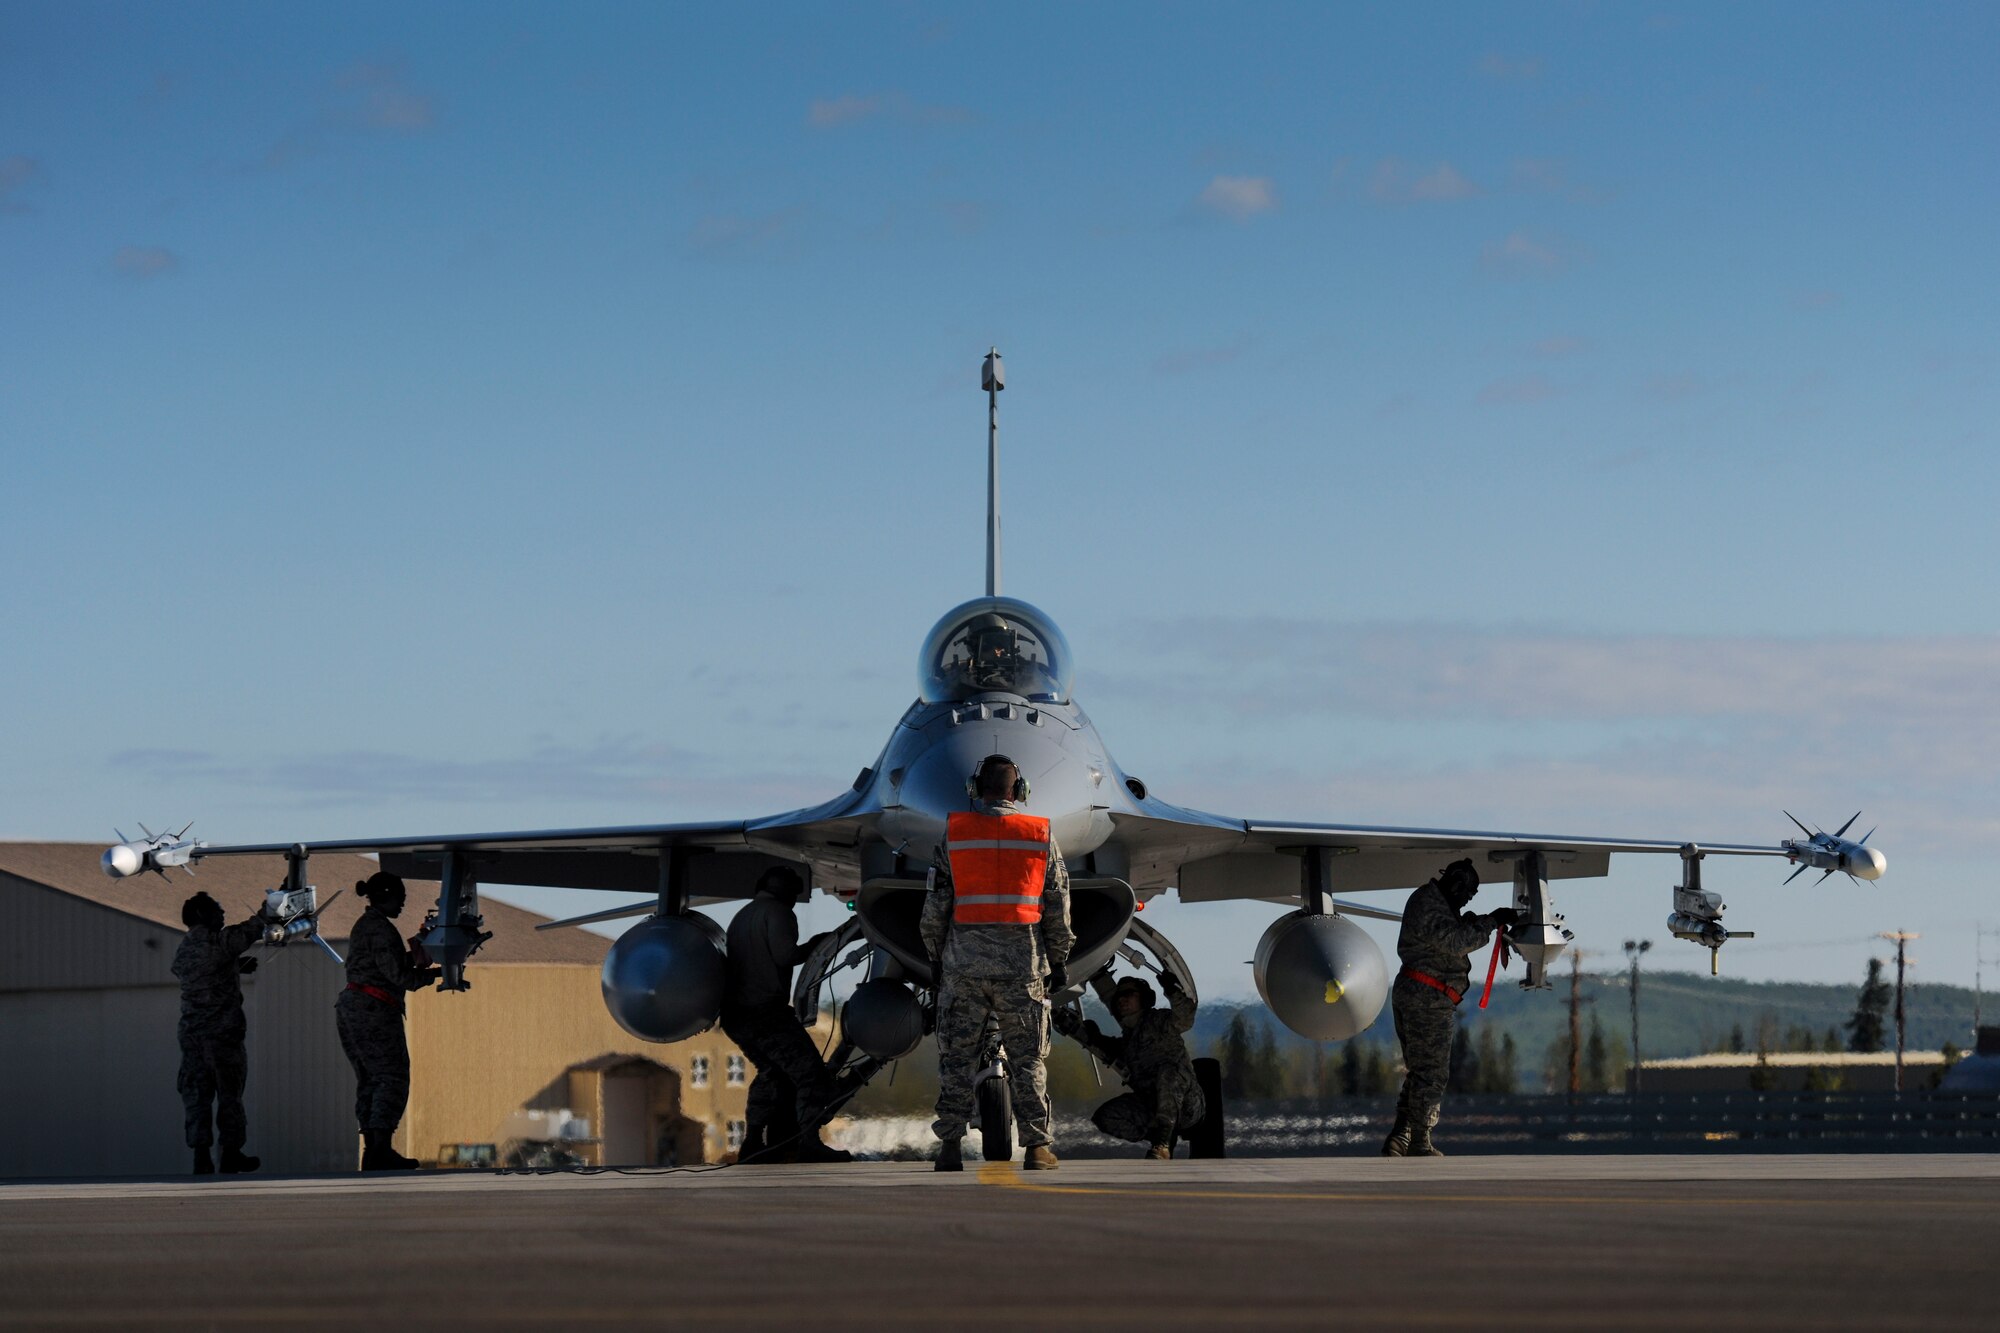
[
  {"x1": 247, "y1": 62, "x2": 435, "y2": 172},
  {"x1": 1644, "y1": 372, "x2": 1703, "y2": 401},
  {"x1": 109, "y1": 739, "x2": 835, "y2": 812},
  {"x1": 1370, "y1": 158, "x2": 1481, "y2": 204},
  {"x1": 1481, "y1": 229, "x2": 1576, "y2": 274},
  {"x1": 1477, "y1": 374, "x2": 1560, "y2": 405},
  {"x1": 1100, "y1": 622, "x2": 2000, "y2": 843},
  {"x1": 1478, "y1": 52, "x2": 1544, "y2": 82},
  {"x1": 0, "y1": 155, "x2": 44, "y2": 215},
  {"x1": 1194, "y1": 175, "x2": 1278, "y2": 222},
  {"x1": 1152, "y1": 340, "x2": 1251, "y2": 376},
  {"x1": 111, "y1": 245, "x2": 179, "y2": 279},
  {"x1": 1509, "y1": 158, "x2": 1611, "y2": 204},
  {"x1": 806, "y1": 92, "x2": 973, "y2": 129},
  {"x1": 335, "y1": 63, "x2": 435, "y2": 132},
  {"x1": 688, "y1": 206, "x2": 807, "y2": 260}
]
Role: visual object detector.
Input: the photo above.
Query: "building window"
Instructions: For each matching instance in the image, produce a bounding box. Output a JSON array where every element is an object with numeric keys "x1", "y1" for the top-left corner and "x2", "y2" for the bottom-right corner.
[
  {"x1": 726, "y1": 1054, "x2": 746, "y2": 1087},
  {"x1": 727, "y1": 1119, "x2": 746, "y2": 1152},
  {"x1": 691, "y1": 1055, "x2": 710, "y2": 1088}
]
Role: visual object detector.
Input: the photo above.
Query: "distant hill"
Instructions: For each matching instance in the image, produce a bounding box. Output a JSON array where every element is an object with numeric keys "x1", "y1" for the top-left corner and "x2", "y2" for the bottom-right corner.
[
  {"x1": 844, "y1": 968, "x2": 1984, "y2": 1113},
  {"x1": 1190, "y1": 969, "x2": 1983, "y2": 1092}
]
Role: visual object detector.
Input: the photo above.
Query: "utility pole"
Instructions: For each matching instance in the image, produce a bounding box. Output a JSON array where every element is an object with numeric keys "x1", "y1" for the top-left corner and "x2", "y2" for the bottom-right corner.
[
  {"x1": 1977, "y1": 924, "x2": 1991, "y2": 1036},
  {"x1": 1624, "y1": 938, "x2": 1652, "y2": 1095},
  {"x1": 1879, "y1": 931, "x2": 1920, "y2": 1093}
]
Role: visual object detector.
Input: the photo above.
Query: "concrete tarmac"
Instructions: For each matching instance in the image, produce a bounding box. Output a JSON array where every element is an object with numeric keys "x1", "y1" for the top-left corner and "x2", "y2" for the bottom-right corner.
[{"x1": 2, "y1": 1155, "x2": 1996, "y2": 1329}]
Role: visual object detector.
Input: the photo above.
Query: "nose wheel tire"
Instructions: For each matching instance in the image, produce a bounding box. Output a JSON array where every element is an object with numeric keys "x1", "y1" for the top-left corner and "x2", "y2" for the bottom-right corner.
[{"x1": 977, "y1": 1073, "x2": 1014, "y2": 1161}]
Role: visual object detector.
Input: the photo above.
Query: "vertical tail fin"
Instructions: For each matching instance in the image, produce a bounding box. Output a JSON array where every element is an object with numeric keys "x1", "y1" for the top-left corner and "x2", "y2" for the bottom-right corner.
[{"x1": 982, "y1": 347, "x2": 1004, "y2": 596}]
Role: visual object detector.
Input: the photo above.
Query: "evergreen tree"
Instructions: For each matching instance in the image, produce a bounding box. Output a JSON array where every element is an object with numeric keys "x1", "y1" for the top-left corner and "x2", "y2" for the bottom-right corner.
[
  {"x1": 1727, "y1": 1022, "x2": 1746, "y2": 1054},
  {"x1": 1447, "y1": 1026, "x2": 1478, "y2": 1093},
  {"x1": 1846, "y1": 958, "x2": 1891, "y2": 1053},
  {"x1": 1219, "y1": 1013, "x2": 1254, "y2": 1097},
  {"x1": 1361, "y1": 1047, "x2": 1391, "y2": 1095},
  {"x1": 1338, "y1": 1041, "x2": 1362, "y2": 1096},
  {"x1": 1251, "y1": 1025, "x2": 1284, "y2": 1098},
  {"x1": 1822, "y1": 1027, "x2": 1842, "y2": 1053},
  {"x1": 1498, "y1": 1034, "x2": 1519, "y2": 1094},
  {"x1": 1584, "y1": 1014, "x2": 1610, "y2": 1094}
]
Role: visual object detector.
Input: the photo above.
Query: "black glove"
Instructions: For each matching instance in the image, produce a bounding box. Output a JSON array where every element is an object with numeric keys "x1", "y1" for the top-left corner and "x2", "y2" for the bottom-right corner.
[
  {"x1": 1047, "y1": 963, "x2": 1070, "y2": 992},
  {"x1": 1052, "y1": 1006, "x2": 1081, "y2": 1036},
  {"x1": 1158, "y1": 968, "x2": 1184, "y2": 992},
  {"x1": 1490, "y1": 907, "x2": 1523, "y2": 929},
  {"x1": 237, "y1": 957, "x2": 258, "y2": 975}
]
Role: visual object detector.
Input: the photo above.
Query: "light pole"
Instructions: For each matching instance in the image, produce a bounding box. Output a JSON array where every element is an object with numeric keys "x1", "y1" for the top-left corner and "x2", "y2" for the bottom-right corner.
[{"x1": 1624, "y1": 939, "x2": 1652, "y2": 1095}]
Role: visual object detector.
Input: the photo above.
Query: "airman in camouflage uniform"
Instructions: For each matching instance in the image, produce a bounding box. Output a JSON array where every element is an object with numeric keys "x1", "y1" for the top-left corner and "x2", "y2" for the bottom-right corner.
[
  {"x1": 173, "y1": 891, "x2": 266, "y2": 1175},
  {"x1": 335, "y1": 872, "x2": 439, "y2": 1171},
  {"x1": 1055, "y1": 969, "x2": 1203, "y2": 1158},
  {"x1": 1385, "y1": 858, "x2": 1518, "y2": 1157},
  {"x1": 721, "y1": 865, "x2": 849, "y2": 1164},
  {"x1": 921, "y1": 764, "x2": 1072, "y2": 1172}
]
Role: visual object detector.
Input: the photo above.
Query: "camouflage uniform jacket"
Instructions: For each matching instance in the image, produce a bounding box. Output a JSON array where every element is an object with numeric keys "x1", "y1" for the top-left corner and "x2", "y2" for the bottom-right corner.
[
  {"x1": 172, "y1": 915, "x2": 265, "y2": 1036},
  {"x1": 1395, "y1": 880, "x2": 1506, "y2": 995},
  {"x1": 920, "y1": 799, "x2": 1073, "y2": 983},
  {"x1": 1070, "y1": 972, "x2": 1198, "y2": 1090},
  {"x1": 345, "y1": 907, "x2": 428, "y2": 996}
]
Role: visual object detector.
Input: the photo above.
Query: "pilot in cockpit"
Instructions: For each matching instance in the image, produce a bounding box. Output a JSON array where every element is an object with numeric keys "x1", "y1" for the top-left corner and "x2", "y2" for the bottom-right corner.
[{"x1": 963, "y1": 614, "x2": 1023, "y2": 692}]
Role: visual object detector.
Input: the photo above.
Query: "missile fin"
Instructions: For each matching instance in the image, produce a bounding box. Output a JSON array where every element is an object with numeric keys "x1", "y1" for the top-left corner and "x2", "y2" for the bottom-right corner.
[
  {"x1": 1815, "y1": 868, "x2": 1835, "y2": 885},
  {"x1": 114, "y1": 828, "x2": 129, "y2": 845},
  {"x1": 1785, "y1": 811, "x2": 1814, "y2": 838},
  {"x1": 138, "y1": 822, "x2": 156, "y2": 841},
  {"x1": 1834, "y1": 811, "x2": 1862, "y2": 839},
  {"x1": 1784, "y1": 863, "x2": 1810, "y2": 885},
  {"x1": 1860, "y1": 826, "x2": 1877, "y2": 846}
]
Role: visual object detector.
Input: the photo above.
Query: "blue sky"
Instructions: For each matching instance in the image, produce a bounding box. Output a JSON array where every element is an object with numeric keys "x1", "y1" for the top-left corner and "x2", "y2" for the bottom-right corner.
[{"x1": 4, "y1": 3, "x2": 1996, "y2": 1001}]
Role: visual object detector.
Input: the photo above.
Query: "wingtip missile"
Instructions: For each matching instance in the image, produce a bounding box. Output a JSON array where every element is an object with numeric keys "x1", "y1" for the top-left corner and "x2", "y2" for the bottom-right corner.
[
  {"x1": 102, "y1": 825, "x2": 204, "y2": 879},
  {"x1": 1779, "y1": 811, "x2": 1886, "y2": 884}
]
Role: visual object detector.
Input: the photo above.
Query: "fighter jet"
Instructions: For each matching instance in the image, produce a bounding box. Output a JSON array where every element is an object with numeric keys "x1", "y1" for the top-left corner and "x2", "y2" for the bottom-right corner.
[{"x1": 104, "y1": 348, "x2": 1884, "y2": 1090}]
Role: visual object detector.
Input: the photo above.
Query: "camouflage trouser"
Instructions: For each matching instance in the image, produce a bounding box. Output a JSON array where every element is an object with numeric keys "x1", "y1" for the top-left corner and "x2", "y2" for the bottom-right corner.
[
  {"x1": 720, "y1": 1003, "x2": 837, "y2": 1134},
  {"x1": 1391, "y1": 974, "x2": 1458, "y2": 1129},
  {"x1": 933, "y1": 973, "x2": 1052, "y2": 1147},
  {"x1": 177, "y1": 1024, "x2": 248, "y2": 1151},
  {"x1": 336, "y1": 992, "x2": 410, "y2": 1133},
  {"x1": 1091, "y1": 1067, "x2": 1205, "y2": 1146}
]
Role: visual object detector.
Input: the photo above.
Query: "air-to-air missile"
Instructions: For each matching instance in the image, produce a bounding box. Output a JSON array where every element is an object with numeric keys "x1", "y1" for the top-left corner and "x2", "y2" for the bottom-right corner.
[{"x1": 1780, "y1": 812, "x2": 1888, "y2": 885}]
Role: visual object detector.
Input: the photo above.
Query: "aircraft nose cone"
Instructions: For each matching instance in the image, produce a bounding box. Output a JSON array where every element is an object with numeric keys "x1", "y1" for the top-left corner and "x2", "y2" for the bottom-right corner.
[
  {"x1": 1852, "y1": 846, "x2": 1887, "y2": 880},
  {"x1": 103, "y1": 844, "x2": 142, "y2": 878}
]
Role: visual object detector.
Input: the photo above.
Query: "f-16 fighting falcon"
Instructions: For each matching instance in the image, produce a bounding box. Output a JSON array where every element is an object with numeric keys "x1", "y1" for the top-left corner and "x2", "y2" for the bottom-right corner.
[{"x1": 102, "y1": 348, "x2": 1888, "y2": 1144}]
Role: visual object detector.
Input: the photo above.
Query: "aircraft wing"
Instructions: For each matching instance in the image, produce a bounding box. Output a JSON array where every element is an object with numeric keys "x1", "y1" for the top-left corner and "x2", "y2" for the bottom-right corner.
[
  {"x1": 1110, "y1": 802, "x2": 1791, "y2": 903},
  {"x1": 167, "y1": 789, "x2": 878, "y2": 898}
]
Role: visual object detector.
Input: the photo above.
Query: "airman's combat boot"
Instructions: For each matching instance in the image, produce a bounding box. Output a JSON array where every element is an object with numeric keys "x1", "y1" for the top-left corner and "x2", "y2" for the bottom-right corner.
[
  {"x1": 1381, "y1": 1115, "x2": 1413, "y2": 1157},
  {"x1": 1023, "y1": 1145, "x2": 1059, "y2": 1170},
  {"x1": 934, "y1": 1138, "x2": 963, "y2": 1172}
]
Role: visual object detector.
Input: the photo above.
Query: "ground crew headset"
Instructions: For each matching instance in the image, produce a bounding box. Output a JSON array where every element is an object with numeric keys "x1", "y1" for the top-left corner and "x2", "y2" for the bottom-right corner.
[{"x1": 965, "y1": 753, "x2": 1031, "y2": 803}]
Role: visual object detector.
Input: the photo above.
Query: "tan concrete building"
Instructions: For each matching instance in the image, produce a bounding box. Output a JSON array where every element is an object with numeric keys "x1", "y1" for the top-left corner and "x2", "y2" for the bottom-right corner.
[{"x1": 0, "y1": 842, "x2": 748, "y2": 1177}]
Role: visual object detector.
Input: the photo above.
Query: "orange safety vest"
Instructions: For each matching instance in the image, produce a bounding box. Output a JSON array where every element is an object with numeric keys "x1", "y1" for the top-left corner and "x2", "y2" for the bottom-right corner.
[{"x1": 945, "y1": 810, "x2": 1051, "y2": 926}]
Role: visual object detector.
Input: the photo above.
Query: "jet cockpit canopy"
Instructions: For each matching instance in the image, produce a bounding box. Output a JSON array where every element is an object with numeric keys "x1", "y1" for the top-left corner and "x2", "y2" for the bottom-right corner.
[{"x1": 918, "y1": 597, "x2": 1074, "y2": 704}]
